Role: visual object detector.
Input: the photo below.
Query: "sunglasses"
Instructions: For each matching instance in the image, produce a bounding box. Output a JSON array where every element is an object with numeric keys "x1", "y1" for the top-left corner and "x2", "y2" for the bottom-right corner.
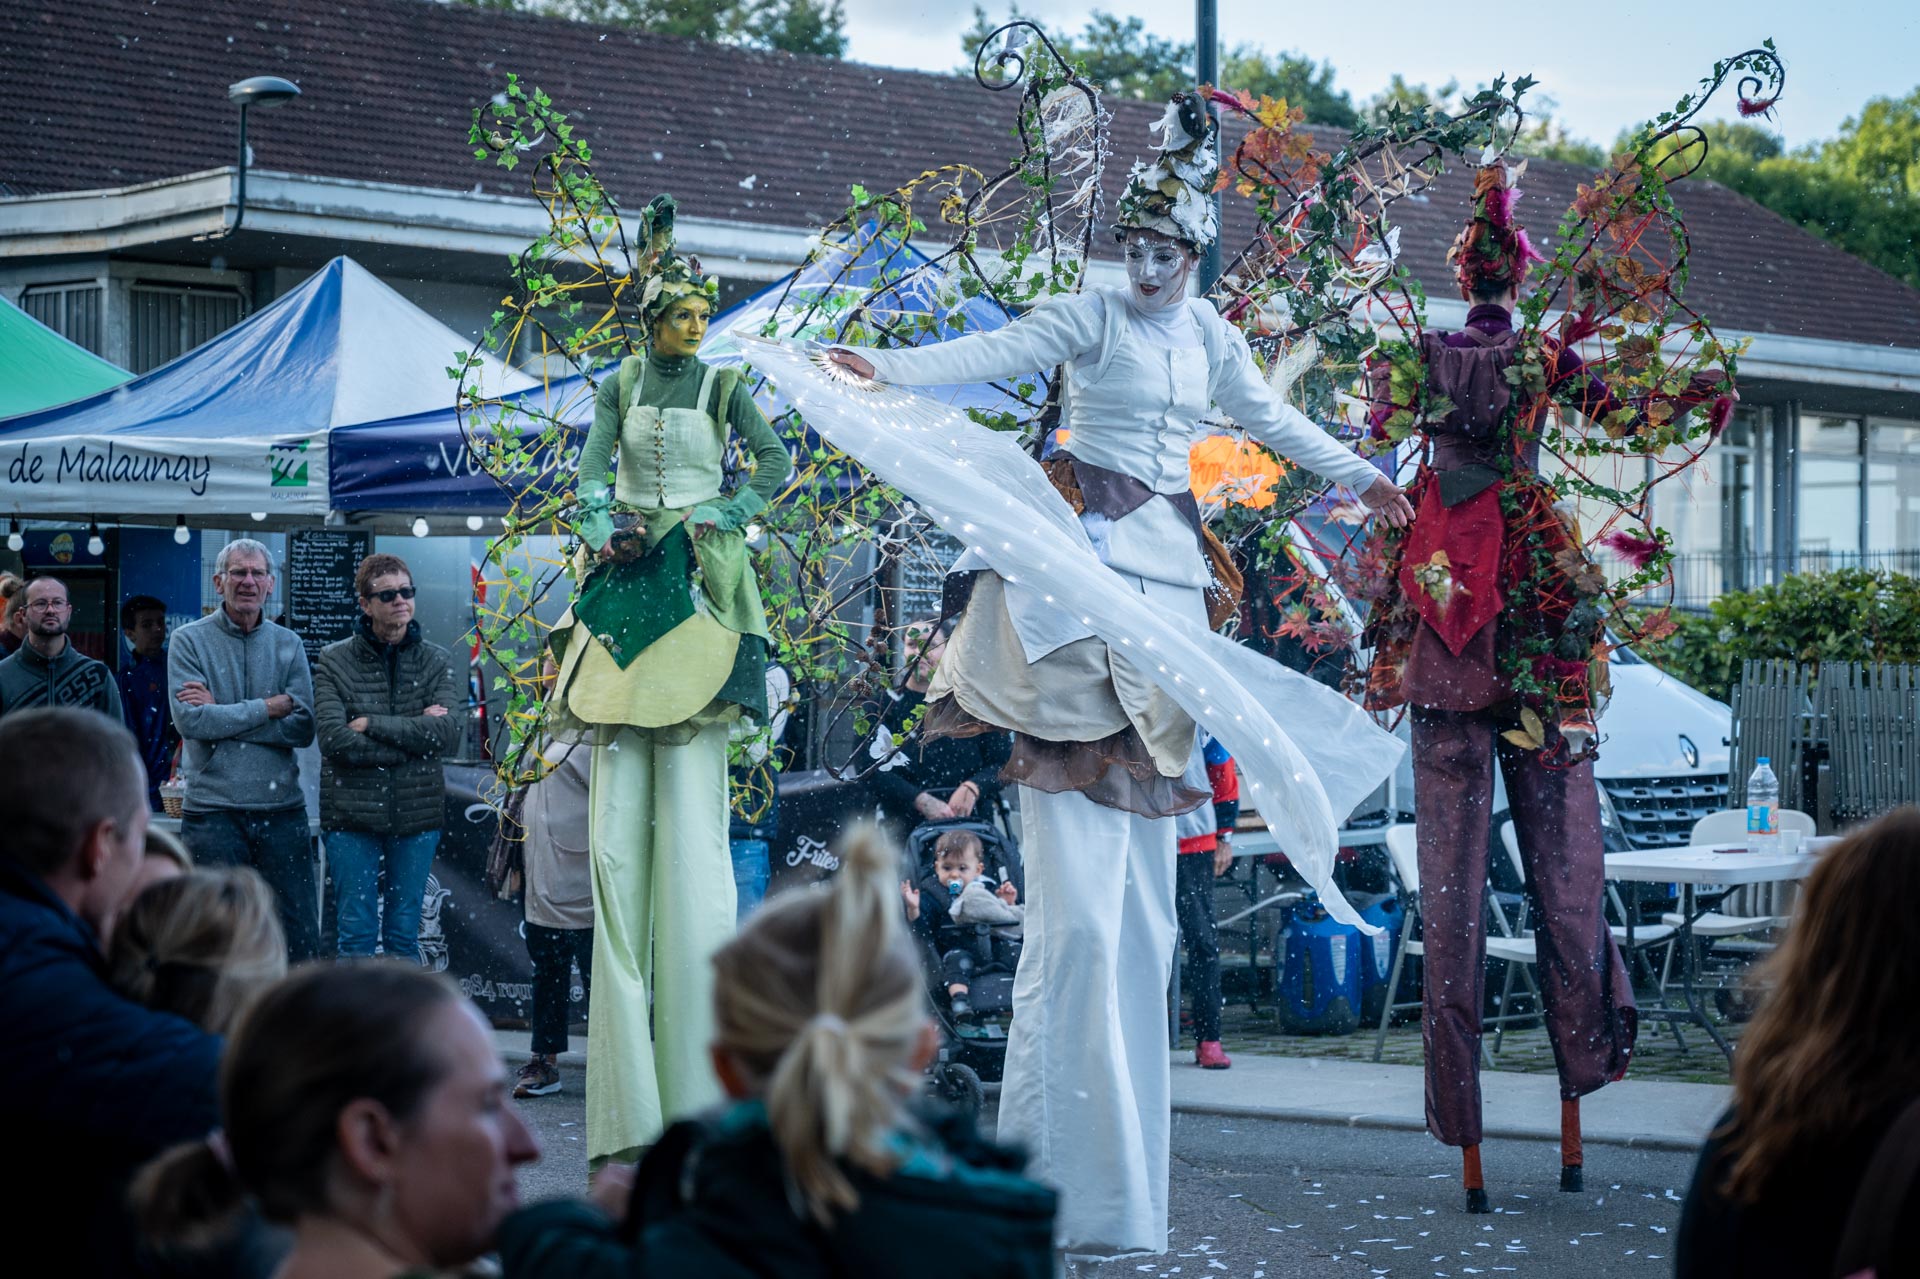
[{"x1": 366, "y1": 586, "x2": 417, "y2": 603}]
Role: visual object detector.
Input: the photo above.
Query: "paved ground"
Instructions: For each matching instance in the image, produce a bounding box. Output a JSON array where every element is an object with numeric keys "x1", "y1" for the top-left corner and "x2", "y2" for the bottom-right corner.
[
  {"x1": 1071, "y1": 1112, "x2": 1697, "y2": 1278},
  {"x1": 506, "y1": 1062, "x2": 1701, "y2": 1277}
]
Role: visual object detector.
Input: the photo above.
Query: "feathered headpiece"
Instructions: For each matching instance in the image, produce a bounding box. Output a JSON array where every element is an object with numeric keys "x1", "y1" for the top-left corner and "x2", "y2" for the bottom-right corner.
[
  {"x1": 1113, "y1": 91, "x2": 1220, "y2": 252},
  {"x1": 1447, "y1": 160, "x2": 1546, "y2": 297},
  {"x1": 633, "y1": 193, "x2": 720, "y2": 325}
]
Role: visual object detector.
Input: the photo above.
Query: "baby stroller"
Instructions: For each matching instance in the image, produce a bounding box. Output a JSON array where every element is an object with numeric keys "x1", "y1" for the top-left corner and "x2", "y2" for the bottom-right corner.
[{"x1": 903, "y1": 812, "x2": 1026, "y2": 1118}]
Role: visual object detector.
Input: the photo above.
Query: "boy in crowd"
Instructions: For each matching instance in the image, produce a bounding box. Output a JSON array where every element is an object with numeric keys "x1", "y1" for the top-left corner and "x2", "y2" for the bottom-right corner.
[
  {"x1": 901, "y1": 828, "x2": 1022, "y2": 1021},
  {"x1": 117, "y1": 595, "x2": 179, "y2": 810}
]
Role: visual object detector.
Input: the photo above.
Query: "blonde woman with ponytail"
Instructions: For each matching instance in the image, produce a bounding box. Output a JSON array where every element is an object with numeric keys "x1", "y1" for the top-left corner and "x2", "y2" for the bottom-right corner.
[{"x1": 498, "y1": 825, "x2": 1057, "y2": 1279}]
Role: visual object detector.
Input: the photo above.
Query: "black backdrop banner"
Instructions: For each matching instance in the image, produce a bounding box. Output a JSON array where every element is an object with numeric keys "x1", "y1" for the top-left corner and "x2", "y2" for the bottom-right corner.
[{"x1": 422, "y1": 764, "x2": 889, "y2": 1025}]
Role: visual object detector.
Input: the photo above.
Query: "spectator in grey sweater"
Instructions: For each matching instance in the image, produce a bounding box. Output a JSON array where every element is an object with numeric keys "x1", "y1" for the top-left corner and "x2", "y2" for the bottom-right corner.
[
  {"x1": 0, "y1": 577, "x2": 123, "y2": 721},
  {"x1": 313, "y1": 553, "x2": 461, "y2": 961},
  {"x1": 169, "y1": 539, "x2": 320, "y2": 962}
]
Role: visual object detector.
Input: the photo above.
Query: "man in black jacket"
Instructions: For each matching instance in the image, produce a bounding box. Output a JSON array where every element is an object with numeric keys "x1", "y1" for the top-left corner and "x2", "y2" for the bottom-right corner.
[
  {"x1": 313, "y1": 553, "x2": 462, "y2": 960},
  {"x1": 0, "y1": 707, "x2": 222, "y2": 1277},
  {"x1": 0, "y1": 577, "x2": 123, "y2": 720}
]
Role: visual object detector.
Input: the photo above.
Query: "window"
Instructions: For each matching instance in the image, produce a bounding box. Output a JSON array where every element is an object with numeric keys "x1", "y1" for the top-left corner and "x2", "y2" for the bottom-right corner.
[
  {"x1": 128, "y1": 282, "x2": 245, "y2": 374},
  {"x1": 1798, "y1": 414, "x2": 1863, "y2": 560},
  {"x1": 19, "y1": 282, "x2": 106, "y2": 355},
  {"x1": 1867, "y1": 418, "x2": 1920, "y2": 554}
]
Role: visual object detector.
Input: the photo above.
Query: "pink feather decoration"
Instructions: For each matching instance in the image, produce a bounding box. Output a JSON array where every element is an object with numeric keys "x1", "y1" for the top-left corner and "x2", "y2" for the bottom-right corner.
[{"x1": 1598, "y1": 529, "x2": 1664, "y2": 571}]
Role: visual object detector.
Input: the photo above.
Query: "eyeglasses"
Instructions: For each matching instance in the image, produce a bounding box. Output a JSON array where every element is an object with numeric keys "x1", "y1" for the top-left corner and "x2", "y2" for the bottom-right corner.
[
  {"x1": 25, "y1": 599, "x2": 70, "y2": 612},
  {"x1": 367, "y1": 586, "x2": 417, "y2": 603}
]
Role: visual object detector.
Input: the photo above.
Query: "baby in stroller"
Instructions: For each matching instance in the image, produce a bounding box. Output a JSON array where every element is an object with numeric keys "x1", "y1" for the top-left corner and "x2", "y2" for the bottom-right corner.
[{"x1": 901, "y1": 827, "x2": 1023, "y2": 1022}]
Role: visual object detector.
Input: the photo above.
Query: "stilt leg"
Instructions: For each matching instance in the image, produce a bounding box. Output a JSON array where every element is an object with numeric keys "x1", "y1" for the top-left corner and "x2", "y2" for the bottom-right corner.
[
  {"x1": 1463, "y1": 1145, "x2": 1490, "y2": 1213},
  {"x1": 1559, "y1": 1097, "x2": 1584, "y2": 1192}
]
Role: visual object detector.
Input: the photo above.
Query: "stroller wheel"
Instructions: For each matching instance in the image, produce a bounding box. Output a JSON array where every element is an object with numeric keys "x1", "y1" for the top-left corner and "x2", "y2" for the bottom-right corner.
[{"x1": 929, "y1": 1061, "x2": 984, "y2": 1122}]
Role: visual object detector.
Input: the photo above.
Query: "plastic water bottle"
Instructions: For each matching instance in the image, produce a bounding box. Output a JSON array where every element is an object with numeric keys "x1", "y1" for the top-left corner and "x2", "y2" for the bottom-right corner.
[{"x1": 1746, "y1": 758, "x2": 1780, "y2": 854}]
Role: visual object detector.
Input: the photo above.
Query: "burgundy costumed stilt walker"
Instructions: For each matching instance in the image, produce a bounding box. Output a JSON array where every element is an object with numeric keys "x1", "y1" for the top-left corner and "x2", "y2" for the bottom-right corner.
[{"x1": 1361, "y1": 161, "x2": 1729, "y2": 1209}]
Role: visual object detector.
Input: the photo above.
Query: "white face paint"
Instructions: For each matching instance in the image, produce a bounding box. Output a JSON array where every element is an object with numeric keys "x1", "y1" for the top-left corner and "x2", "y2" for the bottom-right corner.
[{"x1": 1123, "y1": 234, "x2": 1193, "y2": 313}]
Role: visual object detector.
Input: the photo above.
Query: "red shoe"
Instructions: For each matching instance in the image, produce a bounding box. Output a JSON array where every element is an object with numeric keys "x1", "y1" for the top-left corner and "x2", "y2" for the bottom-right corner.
[{"x1": 1195, "y1": 1040, "x2": 1232, "y2": 1070}]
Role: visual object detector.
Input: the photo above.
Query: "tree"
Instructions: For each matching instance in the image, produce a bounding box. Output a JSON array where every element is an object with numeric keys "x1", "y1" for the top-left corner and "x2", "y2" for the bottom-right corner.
[
  {"x1": 1220, "y1": 48, "x2": 1358, "y2": 129},
  {"x1": 961, "y1": 7, "x2": 1359, "y2": 125},
  {"x1": 1360, "y1": 74, "x2": 1459, "y2": 126},
  {"x1": 454, "y1": 0, "x2": 848, "y2": 56},
  {"x1": 1822, "y1": 87, "x2": 1920, "y2": 198},
  {"x1": 1634, "y1": 107, "x2": 1920, "y2": 290}
]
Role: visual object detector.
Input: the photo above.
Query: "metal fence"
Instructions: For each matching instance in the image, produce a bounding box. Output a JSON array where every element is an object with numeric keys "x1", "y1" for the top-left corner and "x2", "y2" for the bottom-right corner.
[
  {"x1": 1729, "y1": 658, "x2": 1920, "y2": 830},
  {"x1": 1617, "y1": 550, "x2": 1920, "y2": 613}
]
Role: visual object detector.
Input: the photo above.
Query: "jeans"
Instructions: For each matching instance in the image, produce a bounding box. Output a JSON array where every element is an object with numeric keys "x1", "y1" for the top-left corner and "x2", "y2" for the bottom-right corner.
[
  {"x1": 729, "y1": 838, "x2": 770, "y2": 923},
  {"x1": 181, "y1": 808, "x2": 320, "y2": 962},
  {"x1": 526, "y1": 922, "x2": 594, "y2": 1056},
  {"x1": 325, "y1": 829, "x2": 443, "y2": 961},
  {"x1": 1176, "y1": 852, "x2": 1223, "y2": 1043}
]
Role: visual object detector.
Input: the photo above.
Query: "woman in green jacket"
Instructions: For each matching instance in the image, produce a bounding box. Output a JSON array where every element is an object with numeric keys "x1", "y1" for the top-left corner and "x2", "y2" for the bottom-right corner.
[{"x1": 548, "y1": 201, "x2": 791, "y2": 1166}]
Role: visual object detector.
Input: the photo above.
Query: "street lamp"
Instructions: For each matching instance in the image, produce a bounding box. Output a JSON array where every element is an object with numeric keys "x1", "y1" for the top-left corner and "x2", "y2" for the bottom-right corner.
[
  {"x1": 208, "y1": 74, "x2": 301, "y2": 239},
  {"x1": 1194, "y1": 0, "x2": 1222, "y2": 298}
]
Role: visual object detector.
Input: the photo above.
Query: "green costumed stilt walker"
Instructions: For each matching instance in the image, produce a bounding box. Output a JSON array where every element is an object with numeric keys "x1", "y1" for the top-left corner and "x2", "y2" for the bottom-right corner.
[{"x1": 549, "y1": 196, "x2": 790, "y2": 1165}]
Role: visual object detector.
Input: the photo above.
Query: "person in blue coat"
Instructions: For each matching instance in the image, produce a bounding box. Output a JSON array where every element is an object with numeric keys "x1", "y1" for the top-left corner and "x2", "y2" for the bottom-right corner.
[{"x1": 0, "y1": 707, "x2": 222, "y2": 1278}]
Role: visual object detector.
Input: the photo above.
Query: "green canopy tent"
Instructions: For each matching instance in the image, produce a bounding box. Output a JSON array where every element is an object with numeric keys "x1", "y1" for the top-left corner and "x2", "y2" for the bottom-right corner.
[{"x1": 0, "y1": 294, "x2": 129, "y2": 416}]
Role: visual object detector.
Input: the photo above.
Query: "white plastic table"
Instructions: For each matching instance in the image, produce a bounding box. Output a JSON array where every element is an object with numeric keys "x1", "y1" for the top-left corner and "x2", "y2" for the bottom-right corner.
[{"x1": 1604, "y1": 840, "x2": 1829, "y2": 1058}]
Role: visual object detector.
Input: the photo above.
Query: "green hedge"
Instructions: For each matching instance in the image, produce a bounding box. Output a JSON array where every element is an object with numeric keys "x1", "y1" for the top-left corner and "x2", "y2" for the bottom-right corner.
[{"x1": 1631, "y1": 569, "x2": 1920, "y2": 702}]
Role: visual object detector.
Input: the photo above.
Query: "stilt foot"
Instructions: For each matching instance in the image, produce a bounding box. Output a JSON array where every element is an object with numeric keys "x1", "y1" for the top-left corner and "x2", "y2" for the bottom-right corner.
[
  {"x1": 1560, "y1": 1164, "x2": 1583, "y2": 1193},
  {"x1": 1465, "y1": 1187, "x2": 1491, "y2": 1213}
]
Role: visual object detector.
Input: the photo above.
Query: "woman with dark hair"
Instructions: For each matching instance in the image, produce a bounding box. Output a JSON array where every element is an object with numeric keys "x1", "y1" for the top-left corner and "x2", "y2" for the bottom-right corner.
[
  {"x1": 133, "y1": 963, "x2": 540, "y2": 1278},
  {"x1": 1675, "y1": 806, "x2": 1920, "y2": 1279}
]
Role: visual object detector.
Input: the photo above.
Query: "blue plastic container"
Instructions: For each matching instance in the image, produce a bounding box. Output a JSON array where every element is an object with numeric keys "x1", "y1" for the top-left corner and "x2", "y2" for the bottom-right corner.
[
  {"x1": 729, "y1": 838, "x2": 771, "y2": 923},
  {"x1": 1357, "y1": 894, "x2": 1405, "y2": 1024},
  {"x1": 1276, "y1": 893, "x2": 1364, "y2": 1035}
]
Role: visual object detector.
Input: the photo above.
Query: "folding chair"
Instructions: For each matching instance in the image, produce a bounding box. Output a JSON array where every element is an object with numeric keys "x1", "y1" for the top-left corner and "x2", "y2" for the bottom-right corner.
[
  {"x1": 1664, "y1": 808, "x2": 1816, "y2": 937},
  {"x1": 1500, "y1": 820, "x2": 1687, "y2": 1048},
  {"x1": 1373, "y1": 825, "x2": 1539, "y2": 1064}
]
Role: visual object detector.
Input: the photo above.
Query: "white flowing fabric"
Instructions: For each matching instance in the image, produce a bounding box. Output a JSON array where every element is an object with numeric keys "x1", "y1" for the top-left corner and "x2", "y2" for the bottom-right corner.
[{"x1": 741, "y1": 335, "x2": 1406, "y2": 927}]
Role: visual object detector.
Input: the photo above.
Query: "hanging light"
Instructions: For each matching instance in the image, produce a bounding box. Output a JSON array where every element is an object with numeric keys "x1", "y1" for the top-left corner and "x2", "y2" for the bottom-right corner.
[
  {"x1": 465, "y1": 515, "x2": 484, "y2": 532},
  {"x1": 5, "y1": 519, "x2": 21, "y2": 553},
  {"x1": 411, "y1": 516, "x2": 430, "y2": 538},
  {"x1": 86, "y1": 523, "x2": 105, "y2": 556},
  {"x1": 249, "y1": 511, "x2": 267, "y2": 522},
  {"x1": 173, "y1": 516, "x2": 192, "y2": 546}
]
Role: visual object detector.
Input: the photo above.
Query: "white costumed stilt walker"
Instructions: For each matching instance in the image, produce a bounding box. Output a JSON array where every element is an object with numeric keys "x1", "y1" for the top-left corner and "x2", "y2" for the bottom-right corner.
[{"x1": 756, "y1": 93, "x2": 1407, "y2": 1258}]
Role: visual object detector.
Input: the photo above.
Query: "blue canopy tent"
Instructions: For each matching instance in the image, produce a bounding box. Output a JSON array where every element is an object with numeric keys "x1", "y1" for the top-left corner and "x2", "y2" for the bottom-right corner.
[
  {"x1": 334, "y1": 228, "x2": 1048, "y2": 519},
  {"x1": 0, "y1": 257, "x2": 534, "y2": 526},
  {"x1": 329, "y1": 374, "x2": 594, "y2": 517}
]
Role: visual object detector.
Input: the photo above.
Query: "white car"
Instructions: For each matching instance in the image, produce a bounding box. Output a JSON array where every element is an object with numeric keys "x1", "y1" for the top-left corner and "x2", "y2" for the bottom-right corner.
[{"x1": 1284, "y1": 528, "x2": 1732, "y2": 853}]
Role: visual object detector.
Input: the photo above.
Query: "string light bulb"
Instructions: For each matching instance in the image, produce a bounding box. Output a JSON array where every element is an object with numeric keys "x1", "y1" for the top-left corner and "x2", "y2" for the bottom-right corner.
[
  {"x1": 5, "y1": 520, "x2": 21, "y2": 553},
  {"x1": 173, "y1": 516, "x2": 191, "y2": 545},
  {"x1": 86, "y1": 524, "x2": 105, "y2": 556},
  {"x1": 411, "y1": 516, "x2": 429, "y2": 538},
  {"x1": 465, "y1": 515, "x2": 484, "y2": 532}
]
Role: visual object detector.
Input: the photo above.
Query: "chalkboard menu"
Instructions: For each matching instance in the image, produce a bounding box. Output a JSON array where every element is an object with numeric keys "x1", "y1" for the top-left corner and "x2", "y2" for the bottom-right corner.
[{"x1": 285, "y1": 530, "x2": 372, "y2": 664}]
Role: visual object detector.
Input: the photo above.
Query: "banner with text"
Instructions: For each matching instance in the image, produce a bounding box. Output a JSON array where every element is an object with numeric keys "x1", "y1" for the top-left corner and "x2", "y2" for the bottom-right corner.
[{"x1": 2, "y1": 433, "x2": 330, "y2": 517}]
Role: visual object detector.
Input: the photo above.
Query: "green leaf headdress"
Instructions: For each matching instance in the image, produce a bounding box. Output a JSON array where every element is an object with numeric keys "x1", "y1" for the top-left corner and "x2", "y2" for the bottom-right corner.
[{"x1": 635, "y1": 193, "x2": 721, "y2": 328}]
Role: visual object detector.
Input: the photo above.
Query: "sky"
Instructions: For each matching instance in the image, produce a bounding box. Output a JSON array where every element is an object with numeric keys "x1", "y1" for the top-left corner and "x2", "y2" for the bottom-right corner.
[{"x1": 836, "y1": 0, "x2": 1916, "y2": 150}]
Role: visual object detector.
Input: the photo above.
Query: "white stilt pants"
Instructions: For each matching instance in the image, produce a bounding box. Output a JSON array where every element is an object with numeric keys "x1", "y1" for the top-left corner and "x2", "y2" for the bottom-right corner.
[{"x1": 999, "y1": 785, "x2": 1179, "y2": 1257}]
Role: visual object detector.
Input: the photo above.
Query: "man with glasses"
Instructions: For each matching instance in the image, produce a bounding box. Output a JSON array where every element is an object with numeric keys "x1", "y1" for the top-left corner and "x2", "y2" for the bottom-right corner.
[
  {"x1": 312, "y1": 553, "x2": 461, "y2": 961},
  {"x1": 0, "y1": 577, "x2": 123, "y2": 720},
  {"x1": 168, "y1": 538, "x2": 320, "y2": 961}
]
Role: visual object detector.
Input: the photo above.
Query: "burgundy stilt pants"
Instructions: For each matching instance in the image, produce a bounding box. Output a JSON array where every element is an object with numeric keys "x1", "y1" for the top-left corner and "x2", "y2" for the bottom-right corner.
[{"x1": 1411, "y1": 706, "x2": 1638, "y2": 1148}]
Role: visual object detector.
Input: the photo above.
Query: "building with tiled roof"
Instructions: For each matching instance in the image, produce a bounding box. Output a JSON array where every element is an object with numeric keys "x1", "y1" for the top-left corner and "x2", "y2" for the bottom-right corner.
[{"x1": 5, "y1": 0, "x2": 1919, "y2": 603}]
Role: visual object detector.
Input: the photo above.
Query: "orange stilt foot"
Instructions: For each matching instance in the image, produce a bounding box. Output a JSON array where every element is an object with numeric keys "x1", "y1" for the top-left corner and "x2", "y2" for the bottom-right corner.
[
  {"x1": 1560, "y1": 1097, "x2": 1584, "y2": 1192},
  {"x1": 1463, "y1": 1145, "x2": 1490, "y2": 1213}
]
